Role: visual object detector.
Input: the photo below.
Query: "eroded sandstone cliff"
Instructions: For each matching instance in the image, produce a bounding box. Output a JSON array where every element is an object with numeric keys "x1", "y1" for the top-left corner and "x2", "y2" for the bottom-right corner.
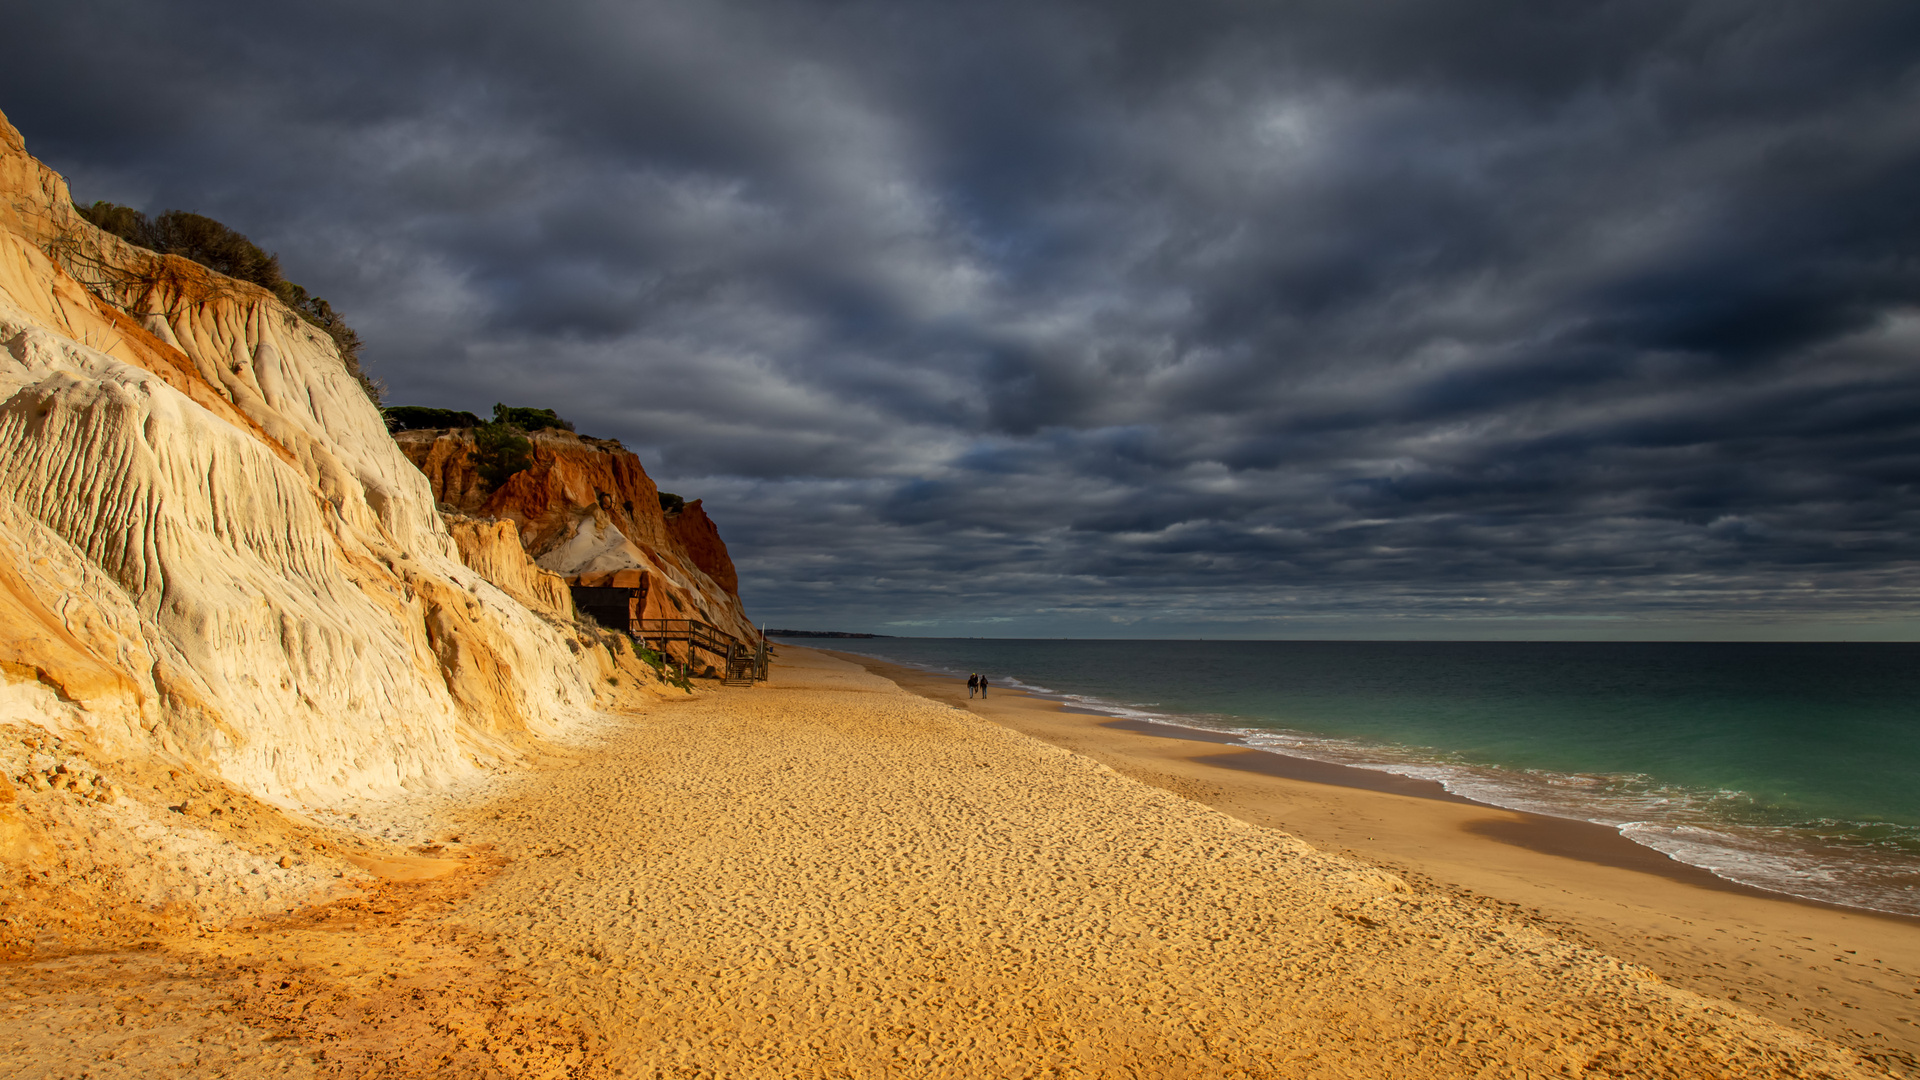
[
  {"x1": 668, "y1": 499, "x2": 740, "y2": 597},
  {"x1": 0, "y1": 106, "x2": 684, "y2": 947},
  {"x1": 396, "y1": 428, "x2": 755, "y2": 643}
]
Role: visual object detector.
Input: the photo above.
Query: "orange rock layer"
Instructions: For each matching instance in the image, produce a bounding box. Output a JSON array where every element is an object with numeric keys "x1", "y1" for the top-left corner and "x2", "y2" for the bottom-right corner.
[{"x1": 395, "y1": 429, "x2": 755, "y2": 644}]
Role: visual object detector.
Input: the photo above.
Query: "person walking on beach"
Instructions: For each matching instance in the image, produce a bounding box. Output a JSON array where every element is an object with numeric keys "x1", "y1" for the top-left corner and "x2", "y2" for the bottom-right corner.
[
  {"x1": 967, "y1": 673, "x2": 979, "y2": 698},
  {"x1": 979, "y1": 675, "x2": 989, "y2": 698}
]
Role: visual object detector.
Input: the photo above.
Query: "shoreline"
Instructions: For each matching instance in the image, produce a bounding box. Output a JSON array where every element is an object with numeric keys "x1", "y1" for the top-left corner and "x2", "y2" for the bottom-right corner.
[
  {"x1": 830, "y1": 647, "x2": 1916, "y2": 916},
  {"x1": 818, "y1": 646, "x2": 1920, "y2": 1073},
  {"x1": 1098, "y1": 715, "x2": 1888, "y2": 908},
  {"x1": 11, "y1": 644, "x2": 1907, "y2": 1077}
]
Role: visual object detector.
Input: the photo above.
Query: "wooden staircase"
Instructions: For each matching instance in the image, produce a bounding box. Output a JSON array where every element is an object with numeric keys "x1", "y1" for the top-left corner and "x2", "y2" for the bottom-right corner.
[
  {"x1": 637, "y1": 618, "x2": 770, "y2": 685},
  {"x1": 565, "y1": 569, "x2": 769, "y2": 685}
]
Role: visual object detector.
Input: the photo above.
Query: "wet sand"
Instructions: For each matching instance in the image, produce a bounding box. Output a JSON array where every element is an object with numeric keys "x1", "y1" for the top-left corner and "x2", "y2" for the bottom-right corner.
[{"x1": 831, "y1": 649, "x2": 1920, "y2": 1076}]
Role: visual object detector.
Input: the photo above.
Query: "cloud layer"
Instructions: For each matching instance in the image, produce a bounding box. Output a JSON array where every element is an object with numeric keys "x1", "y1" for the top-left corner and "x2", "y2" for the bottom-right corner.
[{"x1": 9, "y1": 0, "x2": 1920, "y2": 636}]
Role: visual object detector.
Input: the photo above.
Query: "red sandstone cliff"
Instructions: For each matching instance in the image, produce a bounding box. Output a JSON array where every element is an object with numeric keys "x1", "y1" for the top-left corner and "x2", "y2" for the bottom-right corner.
[
  {"x1": 395, "y1": 428, "x2": 755, "y2": 643},
  {"x1": 667, "y1": 499, "x2": 739, "y2": 597}
]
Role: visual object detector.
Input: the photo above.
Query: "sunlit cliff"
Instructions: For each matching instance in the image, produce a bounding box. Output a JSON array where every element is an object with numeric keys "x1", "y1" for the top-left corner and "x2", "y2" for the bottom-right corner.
[{"x1": 0, "y1": 106, "x2": 746, "y2": 944}]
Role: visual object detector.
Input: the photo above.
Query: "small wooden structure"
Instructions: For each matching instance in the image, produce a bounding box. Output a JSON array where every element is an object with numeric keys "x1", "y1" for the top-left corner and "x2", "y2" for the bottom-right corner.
[
  {"x1": 568, "y1": 569, "x2": 649, "y2": 635},
  {"x1": 566, "y1": 569, "x2": 768, "y2": 684},
  {"x1": 727, "y1": 630, "x2": 771, "y2": 686}
]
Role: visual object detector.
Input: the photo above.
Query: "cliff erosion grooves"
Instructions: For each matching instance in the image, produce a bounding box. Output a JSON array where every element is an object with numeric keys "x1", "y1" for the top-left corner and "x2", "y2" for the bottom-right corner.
[{"x1": 0, "y1": 104, "x2": 720, "y2": 951}]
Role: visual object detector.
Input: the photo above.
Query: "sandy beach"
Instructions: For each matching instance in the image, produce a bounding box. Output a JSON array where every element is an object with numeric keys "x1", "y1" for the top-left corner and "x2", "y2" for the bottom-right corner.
[
  {"x1": 4, "y1": 646, "x2": 1907, "y2": 1077},
  {"x1": 830, "y1": 649, "x2": 1920, "y2": 1076}
]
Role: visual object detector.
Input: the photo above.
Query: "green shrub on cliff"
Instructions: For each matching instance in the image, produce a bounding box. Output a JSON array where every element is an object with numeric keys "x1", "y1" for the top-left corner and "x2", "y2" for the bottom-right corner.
[
  {"x1": 145, "y1": 209, "x2": 284, "y2": 287},
  {"x1": 76, "y1": 201, "x2": 149, "y2": 248},
  {"x1": 632, "y1": 644, "x2": 692, "y2": 692},
  {"x1": 382, "y1": 406, "x2": 484, "y2": 432},
  {"x1": 470, "y1": 422, "x2": 535, "y2": 488},
  {"x1": 658, "y1": 492, "x2": 685, "y2": 514},
  {"x1": 492, "y1": 404, "x2": 574, "y2": 432},
  {"x1": 75, "y1": 201, "x2": 378, "y2": 404}
]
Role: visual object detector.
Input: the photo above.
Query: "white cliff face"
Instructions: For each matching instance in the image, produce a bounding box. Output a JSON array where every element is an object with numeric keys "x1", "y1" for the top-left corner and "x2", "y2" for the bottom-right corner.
[
  {"x1": 537, "y1": 513, "x2": 660, "y2": 580},
  {"x1": 0, "y1": 109, "x2": 600, "y2": 806}
]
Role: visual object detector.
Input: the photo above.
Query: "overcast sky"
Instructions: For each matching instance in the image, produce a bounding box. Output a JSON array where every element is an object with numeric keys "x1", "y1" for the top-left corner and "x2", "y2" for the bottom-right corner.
[{"x1": 7, "y1": 0, "x2": 1920, "y2": 638}]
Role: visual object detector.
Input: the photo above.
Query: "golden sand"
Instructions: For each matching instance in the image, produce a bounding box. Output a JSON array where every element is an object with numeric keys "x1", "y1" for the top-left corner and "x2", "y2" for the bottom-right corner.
[
  {"x1": 847, "y1": 650, "x2": 1920, "y2": 1077},
  {"x1": 0, "y1": 647, "x2": 1895, "y2": 1077}
]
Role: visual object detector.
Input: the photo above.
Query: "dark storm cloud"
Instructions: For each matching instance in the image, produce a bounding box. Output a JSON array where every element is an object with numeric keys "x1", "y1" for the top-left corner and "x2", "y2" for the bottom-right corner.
[{"x1": 6, "y1": 0, "x2": 1920, "y2": 635}]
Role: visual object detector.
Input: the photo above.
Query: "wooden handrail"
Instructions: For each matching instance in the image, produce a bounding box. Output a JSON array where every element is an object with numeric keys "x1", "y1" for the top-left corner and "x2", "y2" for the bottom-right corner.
[{"x1": 633, "y1": 618, "x2": 768, "y2": 682}]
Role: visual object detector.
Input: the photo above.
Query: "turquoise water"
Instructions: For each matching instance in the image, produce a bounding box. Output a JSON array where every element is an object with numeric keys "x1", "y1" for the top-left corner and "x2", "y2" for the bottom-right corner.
[{"x1": 784, "y1": 638, "x2": 1920, "y2": 915}]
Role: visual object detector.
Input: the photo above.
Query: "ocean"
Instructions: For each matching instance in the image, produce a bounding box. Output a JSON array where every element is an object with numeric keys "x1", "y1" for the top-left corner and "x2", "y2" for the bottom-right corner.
[{"x1": 781, "y1": 637, "x2": 1920, "y2": 917}]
